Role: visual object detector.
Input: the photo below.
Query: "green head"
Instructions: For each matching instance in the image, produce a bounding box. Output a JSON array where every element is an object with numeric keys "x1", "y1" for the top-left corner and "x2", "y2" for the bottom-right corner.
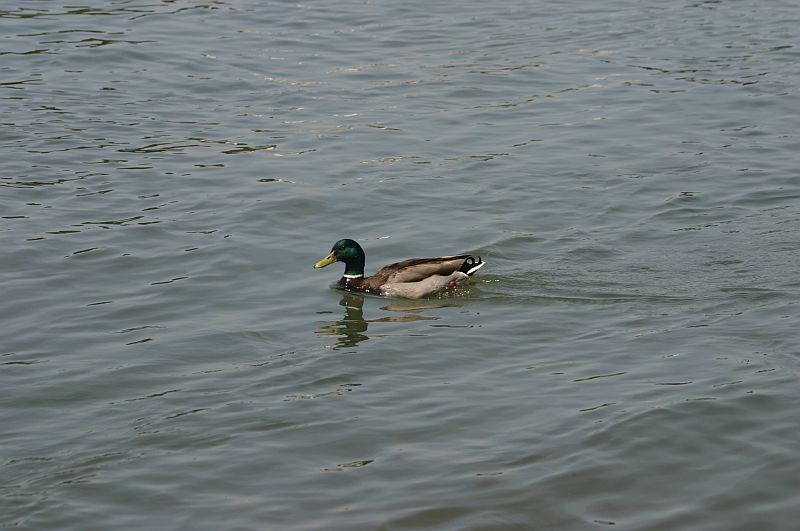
[{"x1": 314, "y1": 239, "x2": 366, "y2": 277}]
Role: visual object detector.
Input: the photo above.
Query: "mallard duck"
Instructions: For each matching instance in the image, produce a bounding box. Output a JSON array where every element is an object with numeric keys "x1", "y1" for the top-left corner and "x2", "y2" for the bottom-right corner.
[{"x1": 314, "y1": 239, "x2": 485, "y2": 298}]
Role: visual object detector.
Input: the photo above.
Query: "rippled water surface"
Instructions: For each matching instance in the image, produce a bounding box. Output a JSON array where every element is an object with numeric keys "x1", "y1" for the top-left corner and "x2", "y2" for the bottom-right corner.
[{"x1": 2, "y1": 1, "x2": 799, "y2": 529}]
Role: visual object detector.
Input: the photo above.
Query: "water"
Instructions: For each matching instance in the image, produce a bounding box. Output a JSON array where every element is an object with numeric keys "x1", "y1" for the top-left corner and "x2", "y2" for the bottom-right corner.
[{"x1": 2, "y1": 0, "x2": 799, "y2": 529}]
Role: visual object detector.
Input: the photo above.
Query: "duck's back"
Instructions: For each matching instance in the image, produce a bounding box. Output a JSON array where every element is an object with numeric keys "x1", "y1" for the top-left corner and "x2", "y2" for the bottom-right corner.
[{"x1": 376, "y1": 256, "x2": 471, "y2": 284}]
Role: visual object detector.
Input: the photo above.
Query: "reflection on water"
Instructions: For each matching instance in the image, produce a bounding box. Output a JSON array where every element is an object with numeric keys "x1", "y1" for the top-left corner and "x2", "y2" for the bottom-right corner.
[
  {"x1": 317, "y1": 292, "x2": 370, "y2": 349},
  {"x1": 317, "y1": 292, "x2": 447, "y2": 349}
]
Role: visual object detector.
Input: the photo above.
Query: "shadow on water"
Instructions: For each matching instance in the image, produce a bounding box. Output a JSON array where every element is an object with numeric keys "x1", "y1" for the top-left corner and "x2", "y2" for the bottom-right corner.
[{"x1": 316, "y1": 292, "x2": 450, "y2": 349}]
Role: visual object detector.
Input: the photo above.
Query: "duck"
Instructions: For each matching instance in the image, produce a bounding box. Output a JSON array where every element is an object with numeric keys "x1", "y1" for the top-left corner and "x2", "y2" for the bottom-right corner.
[{"x1": 314, "y1": 238, "x2": 485, "y2": 298}]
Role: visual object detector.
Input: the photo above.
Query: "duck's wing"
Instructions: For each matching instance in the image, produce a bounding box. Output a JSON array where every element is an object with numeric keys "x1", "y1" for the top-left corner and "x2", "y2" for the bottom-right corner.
[
  {"x1": 379, "y1": 256, "x2": 472, "y2": 284},
  {"x1": 358, "y1": 256, "x2": 485, "y2": 296}
]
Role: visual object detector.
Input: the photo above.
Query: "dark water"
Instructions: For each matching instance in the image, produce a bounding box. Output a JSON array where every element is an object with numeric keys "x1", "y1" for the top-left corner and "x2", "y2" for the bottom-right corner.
[{"x1": 2, "y1": 1, "x2": 799, "y2": 529}]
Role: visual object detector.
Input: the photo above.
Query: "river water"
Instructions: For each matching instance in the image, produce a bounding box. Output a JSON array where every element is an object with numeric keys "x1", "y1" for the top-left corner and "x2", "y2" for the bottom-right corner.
[{"x1": 2, "y1": 1, "x2": 799, "y2": 529}]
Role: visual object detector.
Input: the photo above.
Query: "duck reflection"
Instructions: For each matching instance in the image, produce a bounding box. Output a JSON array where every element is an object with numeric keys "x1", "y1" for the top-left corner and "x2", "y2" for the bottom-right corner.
[
  {"x1": 317, "y1": 292, "x2": 370, "y2": 349},
  {"x1": 317, "y1": 292, "x2": 450, "y2": 349}
]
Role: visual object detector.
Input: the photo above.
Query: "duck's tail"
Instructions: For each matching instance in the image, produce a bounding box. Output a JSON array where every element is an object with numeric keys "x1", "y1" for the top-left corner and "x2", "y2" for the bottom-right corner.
[{"x1": 459, "y1": 256, "x2": 485, "y2": 276}]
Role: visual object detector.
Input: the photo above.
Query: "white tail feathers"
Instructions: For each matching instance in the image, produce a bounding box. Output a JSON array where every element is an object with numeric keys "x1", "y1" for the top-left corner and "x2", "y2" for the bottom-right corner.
[{"x1": 464, "y1": 259, "x2": 485, "y2": 276}]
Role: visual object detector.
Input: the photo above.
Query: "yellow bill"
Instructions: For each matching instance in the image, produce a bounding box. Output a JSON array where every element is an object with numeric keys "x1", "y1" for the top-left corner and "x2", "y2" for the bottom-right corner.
[{"x1": 314, "y1": 251, "x2": 337, "y2": 268}]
